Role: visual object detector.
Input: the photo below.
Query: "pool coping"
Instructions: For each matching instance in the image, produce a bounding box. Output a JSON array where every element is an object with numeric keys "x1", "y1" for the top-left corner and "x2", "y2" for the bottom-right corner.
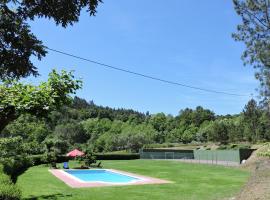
[{"x1": 49, "y1": 169, "x2": 172, "y2": 188}]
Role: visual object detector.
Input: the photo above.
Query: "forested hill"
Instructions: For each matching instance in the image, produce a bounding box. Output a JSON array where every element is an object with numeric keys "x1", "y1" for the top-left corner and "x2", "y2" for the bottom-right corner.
[
  {"x1": 2, "y1": 97, "x2": 270, "y2": 154},
  {"x1": 69, "y1": 96, "x2": 149, "y2": 123}
]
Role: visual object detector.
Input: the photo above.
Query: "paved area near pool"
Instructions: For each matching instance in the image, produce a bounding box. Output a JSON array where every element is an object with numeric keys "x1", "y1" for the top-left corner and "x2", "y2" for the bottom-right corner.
[{"x1": 50, "y1": 169, "x2": 172, "y2": 188}]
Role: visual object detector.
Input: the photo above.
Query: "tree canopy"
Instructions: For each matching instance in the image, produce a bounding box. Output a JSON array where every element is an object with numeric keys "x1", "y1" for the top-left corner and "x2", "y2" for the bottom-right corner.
[
  {"x1": 0, "y1": 70, "x2": 82, "y2": 133},
  {"x1": 233, "y1": 0, "x2": 270, "y2": 105},
  {"x1": 3, "y1": 97, "x2": 268, "y2": 155},
  {"x1": 0, "y1": 0, "x2": 102, "y2": 80}
]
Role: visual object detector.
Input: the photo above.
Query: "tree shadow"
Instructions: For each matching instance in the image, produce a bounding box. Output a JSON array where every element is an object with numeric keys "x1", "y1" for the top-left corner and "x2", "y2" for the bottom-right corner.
[{"x1": 23, "y1": 193, "x2": 73, "y2": 200}]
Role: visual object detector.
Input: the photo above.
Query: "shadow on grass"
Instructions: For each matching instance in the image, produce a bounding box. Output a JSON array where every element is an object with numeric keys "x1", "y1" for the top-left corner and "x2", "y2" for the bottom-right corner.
[{"x1": 23, "y1": 193, "x2": 72, "y2": 200}]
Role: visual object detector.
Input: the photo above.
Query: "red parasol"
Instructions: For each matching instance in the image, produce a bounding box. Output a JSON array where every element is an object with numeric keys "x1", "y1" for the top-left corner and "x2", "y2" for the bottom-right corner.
[{"x1": 66, "y1": 149, "x2": 85, "y2": 157}]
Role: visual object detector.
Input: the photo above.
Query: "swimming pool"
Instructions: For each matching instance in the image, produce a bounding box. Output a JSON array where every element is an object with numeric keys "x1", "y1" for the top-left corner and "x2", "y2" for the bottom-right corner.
[{"x1": 65, "y1": 169, "x2": 141, "y2": 184}]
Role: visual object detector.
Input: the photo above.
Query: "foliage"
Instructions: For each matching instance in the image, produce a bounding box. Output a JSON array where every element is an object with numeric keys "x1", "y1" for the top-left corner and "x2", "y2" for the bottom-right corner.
[
  {"x1": 217, "y1": 143, "x2": 251, "y2": 150},
  {"x1": 233, "y1": 0, "x2": 270, "y2": 104},
  {"x1": 77, "y1": 149, "x2": 97, "y2": 168},
  {"x1": 0, "y1": 183, "x2": 21, "y2": 200},
  {"x1": 257, "y1": 142, "x2": 270, "y2": 157},
  {"x1": 242, "y1": 99, "x2": 262, "y2": 141},
  {"x1": 0, "y1": 165, "x2": 21, "y2": 200},
  {"x1": 54, "y1": 122, "x2": 88, "y2": 145},
  {"x1": 0, "y1": 137, "x2": 32, "y2": 183},
  {"x1": 2, "y1": 114, "x2": 50, "y2": 155},
  {"x1": 95, "y1": 153, "x2": 140, "y2": 160},
  {"x1": 83, "y1": 152, "x2": 97, "y2": 167},
  {"x1": 42, "y1": 137, "x2": 68, "y2": 168},
  {"x1": 0, "y1": 1, "x2": 103, "y2": 189},
  {"x1": 182, "y1": 125, "x2": 198, "y2": 143},
  {"x1": 206, "y1": 120, "x2": 230, "y2": 144},
  {"x1": 3, "y1": 97, "x2": 268, "y2": 155},
  {"x1": 144, "y1": 143, "x2": 184, "y2": 148},
  {"x1": 0, "y1": 70, "x2": 82, "y2": 133},
  {"x1": 0, "y1": 0, "x2": 102, "y2": 80}
]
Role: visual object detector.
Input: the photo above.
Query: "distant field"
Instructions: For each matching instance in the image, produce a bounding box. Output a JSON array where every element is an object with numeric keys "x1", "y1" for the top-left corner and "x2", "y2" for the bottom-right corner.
[{"x1": 17, "y1": 160, "x2": 249, "y2": 200}]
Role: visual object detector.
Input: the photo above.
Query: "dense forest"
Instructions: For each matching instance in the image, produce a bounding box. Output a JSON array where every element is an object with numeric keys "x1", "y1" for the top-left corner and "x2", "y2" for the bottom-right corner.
[{"x1": 2, "y1": 96, "x2": 269, "y2": 155}]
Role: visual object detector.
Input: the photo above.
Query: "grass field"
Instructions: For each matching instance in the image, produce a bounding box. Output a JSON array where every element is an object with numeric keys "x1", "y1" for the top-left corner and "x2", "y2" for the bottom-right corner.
[{"x1": 17, "y1": 160, "x2": 250, "y2": 200}]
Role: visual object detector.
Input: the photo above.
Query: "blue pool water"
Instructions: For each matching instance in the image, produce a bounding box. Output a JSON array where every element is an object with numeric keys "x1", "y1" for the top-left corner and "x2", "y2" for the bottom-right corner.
[{"x1": 65, "y1": 170, "x2": 140, "y2": 183}]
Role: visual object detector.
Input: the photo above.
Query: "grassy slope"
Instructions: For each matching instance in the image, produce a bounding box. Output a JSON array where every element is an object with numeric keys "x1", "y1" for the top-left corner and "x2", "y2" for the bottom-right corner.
[
  {"x1": 236, "y1": 145, "x2": 270, "y2": 200},
  {"x1": 17, "y1": 160, "x2": 249, "y2": 200}
]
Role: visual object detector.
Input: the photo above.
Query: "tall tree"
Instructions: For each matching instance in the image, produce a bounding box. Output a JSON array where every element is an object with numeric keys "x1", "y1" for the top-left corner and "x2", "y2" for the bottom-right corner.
[
  {"x1": 206, "y1": 120, "x2": 229, "y2": 144},
  {"x1": 233, "y1": 0, "x2": 270, "y2": 106},
  {"x1": 0, "y1": 0, "x2": 102, "y2": 80},
  {"x1": 242, "y1": 99, "x2": 262, "y2": 141}
]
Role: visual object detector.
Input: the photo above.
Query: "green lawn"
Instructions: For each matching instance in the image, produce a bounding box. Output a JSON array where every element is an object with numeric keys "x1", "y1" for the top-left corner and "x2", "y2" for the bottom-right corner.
[{"x1": 17, "y1": 160, "x2": 249, "y2": 200}]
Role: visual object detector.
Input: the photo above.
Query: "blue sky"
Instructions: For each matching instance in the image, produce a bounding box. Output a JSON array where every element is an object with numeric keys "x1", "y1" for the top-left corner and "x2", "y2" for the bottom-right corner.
[{"x1": 28, "y1": 0, "x2": 258, "y2": 115}]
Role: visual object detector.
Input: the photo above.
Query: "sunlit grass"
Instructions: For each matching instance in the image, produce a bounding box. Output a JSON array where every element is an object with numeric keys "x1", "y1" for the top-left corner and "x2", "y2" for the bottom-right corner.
[{"x1": 17, "y1": 160, "x2": 249, "y2": 200}]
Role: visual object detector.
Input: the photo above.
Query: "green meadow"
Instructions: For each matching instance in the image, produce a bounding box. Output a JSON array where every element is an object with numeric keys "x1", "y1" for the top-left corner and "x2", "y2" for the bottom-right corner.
[{"x1": 17, "y1": 160, "x2": 249, "y2": 200}]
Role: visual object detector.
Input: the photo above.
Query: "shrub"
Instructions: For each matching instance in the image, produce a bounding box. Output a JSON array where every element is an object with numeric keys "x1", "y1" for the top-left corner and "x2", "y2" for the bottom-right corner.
[
  {"x1": 76, "y1": 149, "x2": 97, "y2": 168},
  {"x1": 28, "y1": 154, "x2": 70, "y2": 166},
  {"x1": 0, "y1": 175, "x2": 10, "y2": 185},
  {"x1": 229, "y1": 143, "x2": 251, "y2": 149},
  {"x1": 0, "y1": 166, "x2": 21, "y2": 200},
  {"x1": 1, "y1": 157, "x2": 33, "y2": 183},
  {"x1": 95, "y1": 153, "x2": 139, "y2": 160},
  {"x1": 217, "y1": 145, "x2": 227, "y2": 150},
  {"x1": 0, "y1": 183, "x2": 21, "y2": 200},
  {"x1": 144, "y1": 143, "x2": 178, "y2": 148},
  {"x1": 257, "y1": 143, "x2": 270, "y2": 157},
  {"x1": 28, "y1": 155, "x2": 46, "y2": 165},
  {"x1": 217, "y1": 144, "x2": 251, "y2": 150},
  {"x1": 0, "y1": 136, "x2": 33, "y2": 182}
]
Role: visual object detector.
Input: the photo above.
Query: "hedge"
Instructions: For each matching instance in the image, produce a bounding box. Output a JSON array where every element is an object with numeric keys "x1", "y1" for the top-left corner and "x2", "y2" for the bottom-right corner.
[
  {"x1": 28, "y1": 155, "x2": 70, "y2": 165},
  {"x1": 0, "y1": 165, "x2": 21, "y2": 200},
  {"x1": 95, "y1": 153, "x2": 140, "y2": 160},
  {"x1": 141, "y1": 148, "x2": 194, "y2": 153},
  {"x1": 28, "y1": 153, "x2": 140, "y2": 164}
]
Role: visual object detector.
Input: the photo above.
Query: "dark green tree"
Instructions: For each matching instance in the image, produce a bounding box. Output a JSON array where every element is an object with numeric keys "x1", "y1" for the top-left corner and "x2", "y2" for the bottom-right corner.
[
  {"x1": 182, "y1": 124, "x2": 198, "y2": 143},
  {"x1": 242, "y1": 99, "x2": 262, "y2": 141},
  {"x1": 206, "y1": 120, "x2": 229, "y2": 144},
  {"x1": 233, "y1": 0, "x2": 270, "y2": 105},
  {"x1": 192, "y1": 106, "x2": 215, "y2": 127},
  {"x1": 42, "y1": 137, "x2": 69, "y2": 167},
  {"x1": 258, "y1": 111, "x2": 270, "y2": 140},
  {"x1": 0, "y1": 0, "x2": 102, "y2": 80},
  {"x1": 149, "y1": 113, "x2": 169, "y2": 143},
  {"x1": 54, "y1": 122, "x2": 88, "y2": 145},
  {"x1": 0, "y1": 137, "x2": 32, "y2": 182}
]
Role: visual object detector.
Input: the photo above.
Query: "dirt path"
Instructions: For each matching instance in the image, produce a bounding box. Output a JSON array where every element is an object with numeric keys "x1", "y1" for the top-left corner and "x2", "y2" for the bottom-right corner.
[{"x1": 234, "y1": 148, "x2": 270, "y2": 200}]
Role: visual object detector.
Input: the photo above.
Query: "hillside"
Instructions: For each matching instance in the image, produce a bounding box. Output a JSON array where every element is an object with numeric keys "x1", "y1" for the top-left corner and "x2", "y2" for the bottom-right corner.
[{"x1": 236, "y1": 144, "x2": 270, "y2": 200}]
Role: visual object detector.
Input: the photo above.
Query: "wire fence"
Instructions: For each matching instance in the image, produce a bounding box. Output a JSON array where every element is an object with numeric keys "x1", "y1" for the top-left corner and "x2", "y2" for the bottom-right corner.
[{"x1": 139, "y1": 149, "x2": 249, "y2": 166}]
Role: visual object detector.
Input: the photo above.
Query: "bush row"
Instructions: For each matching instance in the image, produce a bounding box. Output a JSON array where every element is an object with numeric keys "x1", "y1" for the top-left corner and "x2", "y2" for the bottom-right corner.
[
  {"x1": 257, "y1": 143, "x2": 270, "y2": 158},
  {"x1": 29, "y1": 155, "x2": 70, "y2": 165},
  {"x1": 0, "y1": 165, "x2": 21, "y2": 200},
  {"x1": 95, "y1": 153, "x2": 140, "y2": 160},
  {"x1": 29, "y1": 153, "x2": 140, "y2": 164},
  {"x1": 217, "y1": 143, "x2": 251, "y2": 150}
]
